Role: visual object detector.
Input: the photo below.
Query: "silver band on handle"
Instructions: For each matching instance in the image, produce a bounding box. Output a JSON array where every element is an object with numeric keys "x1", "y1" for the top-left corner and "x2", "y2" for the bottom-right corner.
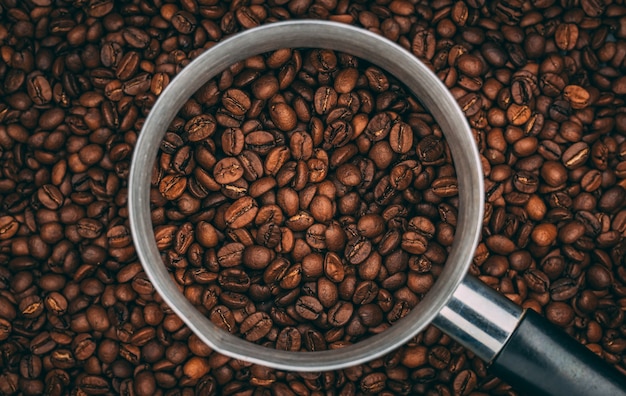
[{"x1": 434, "y1": 275, "x2": 523, "y2": 363}]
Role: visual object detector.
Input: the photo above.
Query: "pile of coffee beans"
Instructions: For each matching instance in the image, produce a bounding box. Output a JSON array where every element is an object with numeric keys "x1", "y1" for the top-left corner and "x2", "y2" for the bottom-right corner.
[
  {"x1": 0, "y1": 0, "x2": 625, "y2": 395},
  {"x1": 153, "y1": 47, "x2": 457, "y2": 348}
]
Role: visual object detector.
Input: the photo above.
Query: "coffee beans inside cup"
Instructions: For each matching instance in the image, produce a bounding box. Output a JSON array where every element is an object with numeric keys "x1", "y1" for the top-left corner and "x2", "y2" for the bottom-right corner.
[{"x1": 151, "y1": 48, "x2": 458, "y2": 349}]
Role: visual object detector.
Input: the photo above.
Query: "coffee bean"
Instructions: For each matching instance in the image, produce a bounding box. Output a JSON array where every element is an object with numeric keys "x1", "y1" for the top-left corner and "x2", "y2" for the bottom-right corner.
[
  {"x1": 388, "y1": 122, "x2": 413, "y2": 154},
  {"x1": 345, "y1": 237, "x2": 372, "y2": 265},
  {"x1": 240, "y1": 312, "x2": 272, "y2": 341},
  {"x1": 453, "y1": 370, "x2": 478, "y2": 396},
  {"x1": 0, "y1": 318, "x2": 12, "y2": 341},
  {"x1": 37, "y1": 184, "x2": 64, "y2": 210},
  {"x1": 541, "y1": 161, "x2": 568, "y2": 187},
  {"x1": 213, "y1": 157, "x2": 244, "y2": 185},
  {"x1": 222, "y1": 88, "x2": 251, "y2": 116},
  {"x1": 555, "y1": 23, "x2": 579, "y2": 51},
  {"x1": 324, "y1": 252, "x2": 345, "y2": 283},
  {"x1": 531, "y1": 223, "x2": 557, "y2": 246},
  {"x1": 360, "y1": 372, "x2": 387, "y2": 393},
  {"x1": 269, "y1": 102, "x2": 297, "y2": 131},
  {"x1": 334, "y1": 68, "x2": 359, "y2": 93},
  {"x1": 295, "y1": 296, "x2": 323, "y2": 320},
  {"x1": 358, "y1": 303, "x2": 384, "y2": 327},
  {"x1": 0, "y1": 216, "x2": 19, "y2": 240},
  {"x1": 457, "y1": 54, "x2": 483, "y2": 77},
  {"x1": 599, "y1": 186, "x2": 626, "y2": 213},
  {"x1": 210, "y1": 305, "x2": 237, "y2": 333},
  {"x1": 289, "y1": 131, "x2": 314, "y2": 161},
  {"x1": 26, "y1": 72, "x2": 52, "y2": 105},
  {"x1": 244, "y1": 131, "x2": 275, "y2": 155},
  {"x1": 158, "y1": 174, "x2": 186, "y2": 200},
  {"x1": 389, "y1": 164, "x2": 414, "y2": 191},
  {"x1": 251, "y1": 74, "x2": 279, "y2": 100},
  {"x1": 336, "y1": 163, "x2": 362, "y2": 187},
  {"x1": 587, "y1": 264, "x2": 612, "y2": 290},
  {"x1": 550, "y1": 278, "x2": 578, "y2": 301},
  {"x1": 545, "y1": 302, "x2": 575, "y2": 327},
  {"x1": 401, "y1": 232, "x2": 428, "y2": 255},
  {"x1": 507, "y1": 103, "x2": 532, "y2": 126},
  {"x1": 76, "y1": 218, "x2": 103, "y2": 239},
  {"x1": 314, "y1": 86, "x2": 338, "y2": 115},
  {"x1": 224, "y1": 196, "x2": 258, "y2": 229},
  {"x1": 190, "y1": 221, "x2": 216, "y2": 249},
  {"x1": 563, "y1": 85, "x2": 590, "y2": 110},
  {"x1": 217, "y1": 243, "x2": 245, "y2": 267},
  {"x1": 264, "y1": 146, "x2": 291, "y2": 176},
  {"x1": 431, "y1": 176, "x2": 459, "y2": 197},
  {"x1": 562, "y1": 142, "x2": 589, "y2": 169},
  {"x1": 353, "y1": 281, "x2": 379, "y2": 305},
  {"x1": 243, "y1": 245, "x2": 273, "y2": 270},
  {"x1": 276, "y1": 327, "x2": 301, "y2": 351},
  {"x1": 185, "y1": 114, "x2": 216, "y2": 142}
]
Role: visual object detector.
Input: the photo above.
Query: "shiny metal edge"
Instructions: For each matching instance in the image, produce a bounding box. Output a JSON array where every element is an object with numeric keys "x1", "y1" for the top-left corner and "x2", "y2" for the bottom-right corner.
[
  {"x1": 128, "y1": 20, "x2": 485, "y2": 371},
  {"x1": 434, "y1": 276, "x2": 523, "y2": 363}
]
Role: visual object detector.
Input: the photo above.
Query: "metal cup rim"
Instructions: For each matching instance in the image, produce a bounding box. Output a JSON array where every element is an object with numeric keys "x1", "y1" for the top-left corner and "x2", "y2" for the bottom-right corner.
[{"x1": 128, "y1": 20, "x2": 484, "y2": 371}]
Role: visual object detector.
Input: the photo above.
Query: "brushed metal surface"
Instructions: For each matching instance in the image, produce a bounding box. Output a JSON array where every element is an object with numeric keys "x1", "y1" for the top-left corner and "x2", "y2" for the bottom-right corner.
[{"x1": 434, "y1": 275, "x2": 522, "y2": 363}]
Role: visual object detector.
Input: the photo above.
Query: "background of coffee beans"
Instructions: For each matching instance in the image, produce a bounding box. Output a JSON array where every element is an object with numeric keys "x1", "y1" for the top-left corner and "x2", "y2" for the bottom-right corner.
[{"x1": 0, "y1": 0, "x2": 625, "y2": 395}]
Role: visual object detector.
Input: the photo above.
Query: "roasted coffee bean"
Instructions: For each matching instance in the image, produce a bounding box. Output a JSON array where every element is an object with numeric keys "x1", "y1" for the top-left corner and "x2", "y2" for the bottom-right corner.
[
  {"x1": 224, "y1": 196, "x2": 258, "y2": 229},
  {"x1": 401, "y1": 232, "x2": 428, "y2": 255},
  {"x1": 555, "y1": 23, "x2": 579, "y2": 51},
  {"x1": 358, "y1": 303, "x2": 384, "y2": 327},
  {"x1": 269, "y1": 102, "x2": 297, "y2": 131},
  {"x1": 0, "y1": 216, "x2": 19, "y2": 240},
  {"x1": 243, "y1": 245, "x2": 273, "y2": 270},
  {"x1": 218, "y1": 268, "x2": 251, "y2": 293},
  {"x1": 217, "y1": 243, "x2": 245, "y2": 267},
  {"x1": 210, "y1": 306, "x2": 237, "y2": 333},
  {"x1": 214, "y1": 157, "x2": 244, "y2": 184},
  {"x1": 37, "y1": 185, "x2": 64, "y2": 210},
  {"x1": 353, "y1": 281, "x2": 379, "y2": 305},
  {"x1": 417, "y1": 135, "x2": 444, "y2": 164},
  {"x1": 360, "y1": 372, "x2": 387, "y2": 393},
  {"x1": 599, "y1": 186, "x2": 626, "y2": 213},
  {"x1": 587, "y1": 264, "x2": 612, "y2": 290},
  {"x1": 223, "y1": 88, "x2": 251, "y2": 116},
  {"x1": 345, "y1": 237, "x2": 372, "y2": 265},
  {"x1": 562, "y1": 142, "x2": 589, "y2": 169},
  {"x1": 323, "y1": 252, "x2": 345, "y2": 283},
  {"x1": 389, "y1": 163, "x2": 414, "y2": 191},
  {"x1": 550, "y1": 278, "x2": 578, "y2": 301},
  {"x1": 295, "y1": 296, "x2": 323, "y2": 320},
  {"x1": 240, "y1": 312, "x2": 272, "y2": 341},
  {"x1": 389, "y1": 122, "x2": 413, "y2": 154},
  {"x1": 541, "y1": 161, "x2": 568, "y2": 187},
  {"x1": 276, "y1": 327, "x2": 302, "y2": 351},
  {"x1": 185, "y1": 114, "x2": 216, "y2": 142},
  {"x1": 546, "y1": 302, "x2": 575, "y2": 327},
  {"x1": 159, "y1": 174, "x2": 187, "y2": 200},
  {"x1": 334, "y1": 68, "x2": 359, "y2": 93},
  {"x1": 26, "y1": 73, "x2": 52, "y2": 105},
  {"x1": 453, "y1": 370, "x2": 478, "y2": 395}
]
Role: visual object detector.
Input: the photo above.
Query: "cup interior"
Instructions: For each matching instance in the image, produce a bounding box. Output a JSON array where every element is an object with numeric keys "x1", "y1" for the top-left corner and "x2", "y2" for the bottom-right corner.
[{"x1": 128, "y1": 20, "x2": 484, "y2": 371}]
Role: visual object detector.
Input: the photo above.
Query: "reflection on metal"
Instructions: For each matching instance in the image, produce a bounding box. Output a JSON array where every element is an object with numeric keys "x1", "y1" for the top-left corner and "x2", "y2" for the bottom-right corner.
[{"x1": 434, "y1": 275, "x2": 523, "y2": 363}]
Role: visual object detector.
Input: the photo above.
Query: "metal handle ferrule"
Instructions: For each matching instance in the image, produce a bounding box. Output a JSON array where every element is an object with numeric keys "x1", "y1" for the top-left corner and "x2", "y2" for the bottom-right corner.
[{"x1": 433, "y1": 275, "x2": 523, "y2": 363}]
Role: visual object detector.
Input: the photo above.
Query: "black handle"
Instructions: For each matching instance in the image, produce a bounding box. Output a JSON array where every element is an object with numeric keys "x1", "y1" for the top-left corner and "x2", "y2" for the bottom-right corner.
[{"x1": 490, "y1": 309, "x2": 626, "y2": 396}]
